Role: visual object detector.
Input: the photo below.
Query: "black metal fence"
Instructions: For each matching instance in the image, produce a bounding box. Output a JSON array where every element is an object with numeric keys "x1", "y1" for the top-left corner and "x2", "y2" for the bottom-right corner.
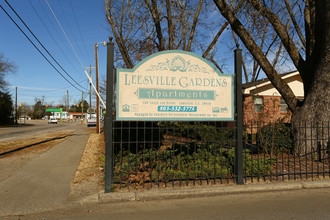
[
  {"x1": 243, "y1": 121, "x2": 329, "y2": 182},
  {"x1": 108, "y1": 121, "x2": 330, "y2": 190}
]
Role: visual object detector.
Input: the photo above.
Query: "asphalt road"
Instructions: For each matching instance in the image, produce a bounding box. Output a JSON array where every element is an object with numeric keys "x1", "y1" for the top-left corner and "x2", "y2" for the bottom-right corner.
[
  {"x1": 0, "y1": 120, "x2": 83, "y2": 143},
  {"x1": 6, "y1": 188, "x2": 330, "y2": 220}
]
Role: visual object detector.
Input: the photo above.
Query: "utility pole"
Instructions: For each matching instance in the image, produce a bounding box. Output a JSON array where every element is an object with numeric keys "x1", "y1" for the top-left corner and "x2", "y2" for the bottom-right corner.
[
  {"x1": 89, "y1": 65, "x2": 92, "y2": 119},
  {"x1": 15, "y1": 86, "x2": 17, "y2": 124},
  {"x1": 67, "y1": 90, "x2": 69, "y2": 117},
  {"x1": 82, "y1": 91, "x2": 84, "y2": 122},
  {"x1": 95, "y1": 43, "x2": 100, "y2": 133},
  {"x1": 84, "y1": 65, "x2": 95, "y2": 120}
]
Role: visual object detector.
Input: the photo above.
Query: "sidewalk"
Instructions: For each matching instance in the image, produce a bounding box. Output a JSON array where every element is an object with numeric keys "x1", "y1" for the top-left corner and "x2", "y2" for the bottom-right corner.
[{"x1": 0, "y1": 129, "x2": 89, "y2": 216}]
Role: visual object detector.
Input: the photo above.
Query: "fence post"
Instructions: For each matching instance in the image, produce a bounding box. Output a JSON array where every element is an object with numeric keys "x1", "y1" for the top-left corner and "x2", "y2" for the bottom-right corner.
[
  {"x1": 327, "y1": 138, "x2": 330, "y2": 165},
  {"x1": 234, "y1": 49, "x2": 243, "y2": 185},
  {"x1": 317, "y1": 141, "x2": 322, "y2": 162},
  {"x1": 105, "y1": 37, "x2": 115, "y2": 193}
]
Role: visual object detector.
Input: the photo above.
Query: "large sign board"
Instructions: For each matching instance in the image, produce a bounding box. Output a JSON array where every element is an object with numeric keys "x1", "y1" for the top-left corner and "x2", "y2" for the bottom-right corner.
[{"x1": 116, "y1": 50, "x2": 234, "y2": 121}]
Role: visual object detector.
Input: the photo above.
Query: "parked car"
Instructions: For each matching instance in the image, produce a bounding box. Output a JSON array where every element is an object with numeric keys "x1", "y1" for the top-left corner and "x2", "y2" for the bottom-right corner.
[
  {"x1": 19, "y1": 116, "x2": 31, "y2": 120},
  {"x1": 87, "y1": 117, "x2": 97, "y2": 127},
  {"x1": 48, "y1": 118, "x2": 57, "y2": 124}
]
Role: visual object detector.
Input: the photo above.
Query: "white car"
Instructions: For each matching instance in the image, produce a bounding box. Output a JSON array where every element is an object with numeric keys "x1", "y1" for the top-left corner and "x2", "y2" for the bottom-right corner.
[
  {"x1": 48, "y1": 118, "x2": 58, "y2": 124},
  {"x1": 87, "y1": 117, "x2": 97, "y2": 127}
]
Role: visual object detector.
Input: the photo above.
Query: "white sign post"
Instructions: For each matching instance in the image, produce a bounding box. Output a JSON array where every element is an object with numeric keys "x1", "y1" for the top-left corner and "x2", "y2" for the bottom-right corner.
[{"x1": 116, "y1": 50, "x2": 234, "y2": 121}]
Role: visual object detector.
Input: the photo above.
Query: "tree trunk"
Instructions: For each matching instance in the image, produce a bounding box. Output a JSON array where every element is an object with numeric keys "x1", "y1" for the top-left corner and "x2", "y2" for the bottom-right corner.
[
  {"x1": 293, "y1": 0, "x2": 330, "y2": 157},
  {"x1": 293, "y1": 66, "x2": 330, "y2": 157}
]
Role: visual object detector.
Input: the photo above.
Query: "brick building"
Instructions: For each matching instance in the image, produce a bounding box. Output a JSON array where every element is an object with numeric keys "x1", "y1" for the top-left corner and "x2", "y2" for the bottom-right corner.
[{"x1": 242, "y1": 71, "x2": 303, "y2": 130}]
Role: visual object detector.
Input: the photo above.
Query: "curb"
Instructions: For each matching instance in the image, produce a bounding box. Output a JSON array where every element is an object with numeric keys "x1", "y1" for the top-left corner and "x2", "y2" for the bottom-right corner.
[
  {"x1": 301, "y1": 180, "x2": 330, "y2": 189},
  {"x1": 78, "y1": 180, "x2": 330, "y2": 205},
  {"x1": 133, "y1": 182, "x2": 302, "y2": 202}
]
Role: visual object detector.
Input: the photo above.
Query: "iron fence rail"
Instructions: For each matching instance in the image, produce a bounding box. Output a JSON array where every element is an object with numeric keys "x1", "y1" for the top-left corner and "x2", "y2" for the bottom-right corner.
[{"x1": 109, "y1": 121, "x2": 330, "y2": 189}]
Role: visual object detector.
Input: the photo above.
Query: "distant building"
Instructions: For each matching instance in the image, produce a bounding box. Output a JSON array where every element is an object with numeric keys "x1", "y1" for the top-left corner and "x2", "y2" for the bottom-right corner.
[
  {"x1": 46, "y1": 108, "x2": 68, "y2": 120},
  {"x1": 242, "y1": 71, "x2": 303, "y2": 129},
  {"x1": 68, "y1": 112, "x2": 86, "y2": 121},
  {"x1": 50, "y1": 111, "x2": 68, "y2": 120}
]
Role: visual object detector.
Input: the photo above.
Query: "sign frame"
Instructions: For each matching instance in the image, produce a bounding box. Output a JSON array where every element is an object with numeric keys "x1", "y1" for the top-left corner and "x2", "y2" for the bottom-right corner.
[{"x1": 116, "y1": 50, "x2": 234, "y2": 121}]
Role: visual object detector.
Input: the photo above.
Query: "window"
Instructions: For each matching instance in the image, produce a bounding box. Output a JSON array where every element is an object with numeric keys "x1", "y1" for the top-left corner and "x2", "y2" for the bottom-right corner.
[
  {"x1": 254, "y1": 97, "x2": 263, "y2": 112},
  {"x1": 280, "y1": 98, "x2": 288, "y2": 112}
]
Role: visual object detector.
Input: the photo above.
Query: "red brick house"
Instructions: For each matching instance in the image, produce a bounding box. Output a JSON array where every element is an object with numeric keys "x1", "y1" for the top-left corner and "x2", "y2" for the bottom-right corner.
[{"x1": 242, "y1": 71, "x2": 303, "y2": 129}]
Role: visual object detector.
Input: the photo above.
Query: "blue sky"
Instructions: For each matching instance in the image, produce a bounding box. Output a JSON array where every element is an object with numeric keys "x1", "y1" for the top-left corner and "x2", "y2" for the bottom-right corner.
[
  {"x1": 1, "y1": 0, "x2": 293, "y2": 108},
  {"x1": 1, "y1": 0, "x2": 109, "y2": 106}
]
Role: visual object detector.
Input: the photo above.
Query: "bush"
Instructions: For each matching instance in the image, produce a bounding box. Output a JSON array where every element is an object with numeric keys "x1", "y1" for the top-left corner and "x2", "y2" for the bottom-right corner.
[
  {"x1": 257, "y1": 123, "x2": 293, "y2": 154},
  {"x1": 113, "y1": 145, "x2": 274, "y2": 185},
  {"x1": 160, "y1": 122, "x2": 235, "y2": 146},
  {"x1": 110, "y1": 122, "x2": 277, "y2": 186}
]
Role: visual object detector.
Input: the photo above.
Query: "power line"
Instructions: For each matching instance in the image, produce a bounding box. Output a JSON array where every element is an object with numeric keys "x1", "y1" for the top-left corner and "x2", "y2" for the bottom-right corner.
[
  {"x1": 69, "y1": 0, "x2": 92, "y2": 62},
  {"x1": 46, "y1": 0, "x2": 106, "y2": 109},
  {"x1": 11, "y1": 78, "x2": 87, "y2": 92},
  {"x1": 57, "y1": 0, "x2": 91, "y2": 64},
  {"x1": 10, "y1": 86, "x2": 65, "y2": 92},
  {"x1": 27, "y1": 0, "x2": 83, "y2": 77},
  {"x1": 4, "y1": 0, "x2": 86, "y2": 91},
  {"x1": 45, "y1": 0, "x2": 85, "y2": 69},
  {"x1": 0, "y1": 3, "x2": 85, "y2": 93},
  {"x1": 37, "y1": 0, "x2": 82, "y2": 75}
]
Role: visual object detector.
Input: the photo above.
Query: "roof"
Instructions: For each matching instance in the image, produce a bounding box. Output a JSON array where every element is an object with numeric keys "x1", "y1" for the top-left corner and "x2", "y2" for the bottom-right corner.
[
  {"x1": 69, "y1": 112, "x2": 86, "y2": 115},
  {"x1": 242, "y1": 71, "x2": 303, "y2": 97},
  {"x1": 242, "y1": 71, "x2": 298, "y2": 89}
]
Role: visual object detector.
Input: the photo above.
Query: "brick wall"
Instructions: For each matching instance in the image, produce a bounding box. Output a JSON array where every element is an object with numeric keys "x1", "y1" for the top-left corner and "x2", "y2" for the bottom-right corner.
[{"x1": 243, "y1": 95, "x2": 292, "y2": 133}]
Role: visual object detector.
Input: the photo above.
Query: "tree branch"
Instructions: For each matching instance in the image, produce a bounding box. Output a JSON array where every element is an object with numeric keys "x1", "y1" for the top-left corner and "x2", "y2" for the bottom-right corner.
[
  {"x1": 284, "y1": 0, "x2": 306, "y2": 48},
  {"x1": 165, "y1": 0, "x2": 174, "y2": 50},
  {"x1": 180, "y1": 1, "x2": 187, "y2": 50},
  {"x1": 105, "y1": 0, "x2": 134, "y2": 68},
  {"x1": 202, "y1": 22, "x2": 228, "y2": 58},
  {"x1": 213, "y1": 0, "x2": 297, "y2": 111},
  {"x1": 304, "y1": 0, "x2": 315, "y2": 60},
  {"x1": 144, "y1": 0, "x2": 165, "y2": 51},
  {"x1": 186, "y1": 0, "x2": 204, "y2": 51},
  {"x1": 209, "y1": 58, "x2": 224, "y2": 74},
  {"x1": 247, "y1": 0, "x2": 305, "y2": 73}
]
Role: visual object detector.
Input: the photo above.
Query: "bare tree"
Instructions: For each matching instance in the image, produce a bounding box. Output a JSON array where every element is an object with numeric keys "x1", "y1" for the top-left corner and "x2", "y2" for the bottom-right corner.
[
  {"x1": 105, "y1": 0, "x2": 280, "y2": 82},
  {"x1": 104, "y1": 0, "x2": 227, "y2": 72},
  {"x1": 214, "y1": 0, "x2": 330, "y2": 155},
  {"x1": 0, "y1": 53, "x2": 16, "y2": 91},
  {"x1": 18, "y1": 103, "x2": 33, "y2": 118}
]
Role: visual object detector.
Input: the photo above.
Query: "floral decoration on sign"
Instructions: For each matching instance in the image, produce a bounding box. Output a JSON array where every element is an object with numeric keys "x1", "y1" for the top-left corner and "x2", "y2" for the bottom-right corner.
[{"x1": 147, "y1": 55, "x2": 209, "y2": 74}]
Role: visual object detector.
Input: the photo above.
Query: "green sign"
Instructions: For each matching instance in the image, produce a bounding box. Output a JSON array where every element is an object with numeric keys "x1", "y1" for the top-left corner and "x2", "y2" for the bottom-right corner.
[
  {"x1": 138, "y1": 88, "x2": 215, "y2": 100},
  {"x1": 46, "y1": 108, "x2": 62, "y2": 112}
]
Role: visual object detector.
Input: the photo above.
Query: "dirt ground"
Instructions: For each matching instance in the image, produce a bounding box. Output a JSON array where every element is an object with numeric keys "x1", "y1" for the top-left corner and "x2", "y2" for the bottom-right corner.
[{"x1": 70, "y1": 129, "x2": 105, "y2": 200}]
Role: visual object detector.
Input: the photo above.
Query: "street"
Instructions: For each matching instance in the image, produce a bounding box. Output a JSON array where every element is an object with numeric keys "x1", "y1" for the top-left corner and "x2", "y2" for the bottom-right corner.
[
  {"x1": 5, "y1": 188, "x2": 330, "y2": 220},
  {"x1": 0, "y1": 120, "x2": 82, "y2": 143}
]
